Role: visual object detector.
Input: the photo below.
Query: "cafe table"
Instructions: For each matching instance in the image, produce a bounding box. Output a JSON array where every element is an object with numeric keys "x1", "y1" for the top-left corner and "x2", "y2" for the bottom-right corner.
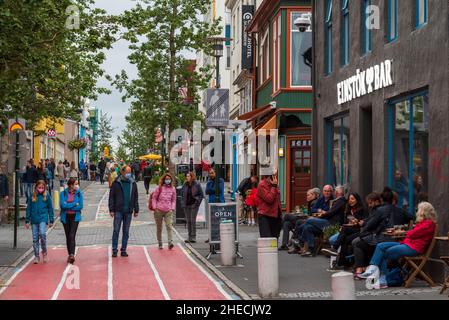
[{"x1": 435, "y1": 235, "x2": 449, "y2": 295}]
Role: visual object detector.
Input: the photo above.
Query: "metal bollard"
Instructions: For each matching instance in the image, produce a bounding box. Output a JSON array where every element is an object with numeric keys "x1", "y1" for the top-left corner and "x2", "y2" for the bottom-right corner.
[
  {"x1": 257, "y1": 238, "x2": 279, "y2": 298},
  {"x1": 53, "y1": 187, "x2": 61, "y2": 209},
  {"x1": 220, "y1": 221, "x2": 236, "y2": 266},
  {"x1": 331, "y1": 271, "x2": 356, "y2": 300}
]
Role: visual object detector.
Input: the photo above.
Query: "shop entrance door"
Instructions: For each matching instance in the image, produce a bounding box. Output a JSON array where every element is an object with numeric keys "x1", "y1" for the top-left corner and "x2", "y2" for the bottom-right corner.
[{"x1": 290, "y1": 138, "x2": 312, "y2": 209}]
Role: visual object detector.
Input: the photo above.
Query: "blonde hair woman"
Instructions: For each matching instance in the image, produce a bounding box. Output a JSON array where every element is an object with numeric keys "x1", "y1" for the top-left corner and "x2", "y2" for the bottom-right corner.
[{"x1": 360, "y1": 201, "x2": 437, "y2": 288}]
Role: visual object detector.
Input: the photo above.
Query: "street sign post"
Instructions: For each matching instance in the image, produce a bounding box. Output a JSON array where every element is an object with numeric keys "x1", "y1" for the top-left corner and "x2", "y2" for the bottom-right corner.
[{"x1": 9, "y1": 118, "x2": 26, "y2": 249}]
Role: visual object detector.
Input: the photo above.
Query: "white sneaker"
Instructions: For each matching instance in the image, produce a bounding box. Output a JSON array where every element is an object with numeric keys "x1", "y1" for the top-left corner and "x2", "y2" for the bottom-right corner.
[
  {"x1": 42, "y1": 253, "x2": 48, "y2": 263},
  {"x1": 360, "y1": 265, "x2": 378, "y2": 278},
  {"x1": 33, "y1": 256, "x2": 40, "y2": 264}
]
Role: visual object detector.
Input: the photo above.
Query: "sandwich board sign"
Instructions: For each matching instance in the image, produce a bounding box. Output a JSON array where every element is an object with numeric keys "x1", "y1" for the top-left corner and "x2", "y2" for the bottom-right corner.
[{"x1": 208, "y1": 202, "x2": 238, "y2": 244}]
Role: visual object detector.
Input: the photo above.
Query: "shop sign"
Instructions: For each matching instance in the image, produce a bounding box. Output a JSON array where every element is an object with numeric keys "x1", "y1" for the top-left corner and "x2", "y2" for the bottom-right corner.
[{"x1": 337, "y1": 59, "x2": 393, "y2": 105}]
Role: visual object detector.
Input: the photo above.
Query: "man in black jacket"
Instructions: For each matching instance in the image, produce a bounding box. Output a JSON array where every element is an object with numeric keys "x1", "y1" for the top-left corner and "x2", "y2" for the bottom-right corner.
[
  {"x1": 109, "y1": 166, "x2": 139, "y2": 257},
  {"x1": 0, "y1": 166, "x2": 9, "y2": 224},
  {"x1": 143, "y1": 163, "x2": 152, "y2": 194},
  {"x1": 297, "y1": 185, "x2": 347, "y2": 256},
  {"x1": 98, "y1": 158, "x2": 107, "y2": 185},
  {"x1": 23, "y1": 160, "x2": 38, "y2": 203}
]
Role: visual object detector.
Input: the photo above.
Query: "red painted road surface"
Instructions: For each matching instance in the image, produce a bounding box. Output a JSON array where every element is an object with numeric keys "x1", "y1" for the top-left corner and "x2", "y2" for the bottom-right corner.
[{"x1": 0, "y1": 245, "x2": 231, "y2": 300}]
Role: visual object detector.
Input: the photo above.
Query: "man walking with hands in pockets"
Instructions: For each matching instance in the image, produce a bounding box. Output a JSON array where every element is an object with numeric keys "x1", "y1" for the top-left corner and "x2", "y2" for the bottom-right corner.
[{"x1": 109, "y1": 166, "x2": 139, "y2": 257}]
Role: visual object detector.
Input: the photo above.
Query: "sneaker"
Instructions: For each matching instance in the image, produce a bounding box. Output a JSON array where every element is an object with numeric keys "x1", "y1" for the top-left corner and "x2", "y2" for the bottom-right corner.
[
  {"x1": 359, "y1": 265, "x2": 378, "y2": 279},
  {"x1": 321, "y1": 248, "x2": 338, "y2": 256},
  {"x1": 184, "y1": 240, "x2": 191, "y2": 244},
  {"x1": 301, "y1": 251, "x2": 314, "y2": 257},
  {"x1": 168, "y1": 242, "x2": 174, "y2": 250},
  {"x1": 112, "y1": 251, "x2": 118, "y2": 258},
  {"x1": 158, "y1": 243, "x2": 163, "y2": 250},
  {"x1": 121, "y1": 252, "x2": 128, "y2": 257},
  {"x1": 33, "y1": 256, "x2": 40, "y2": 264},
  {"x1": 42, "y1": 252, "x2": 48, "y2": 263},
  {"x1": 190, "y1": 240, "x2": 196, "y2": 243}
]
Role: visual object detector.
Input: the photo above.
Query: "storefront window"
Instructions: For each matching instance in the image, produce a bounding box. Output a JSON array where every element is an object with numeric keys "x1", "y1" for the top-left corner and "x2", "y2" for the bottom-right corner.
[
  {"x1": 327, "y1": 115, "x2": 350, "y2": 190},
  {"x1": 389, "y1": 92, "x2": 429, "y2": 215}
]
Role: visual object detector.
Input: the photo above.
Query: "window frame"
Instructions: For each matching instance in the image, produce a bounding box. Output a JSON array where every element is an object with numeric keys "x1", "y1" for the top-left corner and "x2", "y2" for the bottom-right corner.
[
  {"x1": 415, "y1": 0, "x2": 428, "y2": 29},
  {"x1": 324, "y1": 0, "x2": 333, "y2": 75},
  {"x1": 341, "y1": 0, "x2": 350, "y2": 66},
  {"x1": 326, "y1": 113, "x2": 350, "y2": 188},
  {"x1": 387, "y1": 0, "x2": 398, "y2": 42},
  {"x1": 362, "y1": 0, "x2": 372, "y2": 55},
  {"x1": 272, "y1": 13, "x2": 282, "y2": 94},
  {"x1": 289, "y1": 10, "x2": 312, "y2": 88}
]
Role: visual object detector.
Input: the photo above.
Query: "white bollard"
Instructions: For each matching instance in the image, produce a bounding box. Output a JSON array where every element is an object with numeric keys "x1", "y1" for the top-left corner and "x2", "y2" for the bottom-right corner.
[
  {"x1": 257, "y1": 238, "x2": 279, "y2": 298},
  {"x1": 331, "y1": 271, "x2": 356, "y2": 300},
  {"x1": 220, "y1": 221, "x2": 236, "y2": 266}
]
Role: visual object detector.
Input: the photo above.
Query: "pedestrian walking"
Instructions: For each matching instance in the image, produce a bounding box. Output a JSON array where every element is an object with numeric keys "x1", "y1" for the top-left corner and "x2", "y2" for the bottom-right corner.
[
  {"x1": 69, "y1": 161, "x2": 78, "y2": 179},
  {"x1": 150, "y1": 173, "x2": 176, "y2": 250},
  {"x1": 109, "y1": 166, "x2": 139, "y2": 257},
  {"x1": 25, "y1": 180, "x2": 54, "y2": 264},
  {"x1": 89, "y1": 162, "x2": 97, "y2": 181},
  {"x1": 256, "y1": 173, "x2": 282, "y2": 239},
  {"x1": 24, "y1": 160, "x2": 38, "y2": 203},
  {"x1": 132, "y1": 161, "x2": 141, "y2": 182},
  {"x1": 109, "y1": 163, "x2": 118, "y2": 188},
  {"x1": 79, "y1": 159, "x2": 86, "y2": 180},
  {"x1": 205, "y1": 168, "x2": 225, "y2": 203},
  {"x1": 36, "y1": 162, "x2": 48, "y2": 186},
  {"x1": 60, "y1": 178, "x2": 83, "y2": 264},
  {"x1": 64, "y1": 161, "x2": 70, "y2": 183},
  {"x1": 143, "y1": 162, "x2": 152, "y2": 194},
  {"x1": 181, "y1": 172, "x2": 204, "y2": 243},
  {"x1": 98, "y1": 157, "x2": 107, "y2": 185},
  {"x1": 0, "y1": 166, "x2": 9, "y2": 224},
  {"x1": 56, "y1": 160, "x2": 66, "y2": 187}
]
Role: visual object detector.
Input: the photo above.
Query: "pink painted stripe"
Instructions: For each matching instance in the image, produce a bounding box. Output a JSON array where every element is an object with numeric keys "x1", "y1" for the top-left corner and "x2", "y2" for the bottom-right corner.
[
  {"x1": 146, "y1": 246, "x2": 226, "y2": 300},
  {"x1": 0, "y1": 247, "x2": 68, "y2": 300},
  {"x1": 113, "y1": 246, "x2": 165, "y2": 300},
  {"x1": 57, "y1": 246, "x2": 109, "y2": 300}
]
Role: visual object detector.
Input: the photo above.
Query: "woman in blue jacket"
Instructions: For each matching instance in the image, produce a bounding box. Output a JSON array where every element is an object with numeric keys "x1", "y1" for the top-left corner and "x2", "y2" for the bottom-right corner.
[
  {"x1": 25, "y1": 180, "x2": 54, "y2": 264},
  {"x1": 60, "y1": 178, "x2": 83, "y2": 264}
]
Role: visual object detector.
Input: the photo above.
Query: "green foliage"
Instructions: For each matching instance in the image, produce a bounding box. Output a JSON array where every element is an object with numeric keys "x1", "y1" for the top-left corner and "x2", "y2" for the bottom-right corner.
[
  {"x1": 68, "y1": 138, "x2": 87, "y2": 151},
  {"x1": 323, "y1": 224, "x2": 341, "y2": 242},
  {"x1": 114, "y1": 0, "x2": 220, "y2": 163},
  {"x1": 0, "y1": 0, "x2": 120, "y2": 129}
]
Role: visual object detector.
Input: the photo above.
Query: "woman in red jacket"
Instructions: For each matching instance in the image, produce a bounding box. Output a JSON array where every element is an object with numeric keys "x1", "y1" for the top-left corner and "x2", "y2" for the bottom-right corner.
[
  {"x1": 360, "y1": 201, "x2": 437, "y2": 288},
  {"x1": 256, "y1": 174, "x2": 282, "y2": 238}
]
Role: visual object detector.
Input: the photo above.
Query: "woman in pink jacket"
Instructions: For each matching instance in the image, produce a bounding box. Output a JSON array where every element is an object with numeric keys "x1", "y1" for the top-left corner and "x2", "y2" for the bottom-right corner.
[
  {"x1": 151, "y1": 173, "x2": 176, "y2": 250},
  {"x1": 360, "y1": 201, "x2": 437, "y2": 288}
]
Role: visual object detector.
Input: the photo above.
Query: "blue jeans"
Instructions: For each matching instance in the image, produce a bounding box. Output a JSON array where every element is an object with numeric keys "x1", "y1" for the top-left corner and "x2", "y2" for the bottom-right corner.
[
  {"x1": 32, "y1": 222, "x2": 47, "y2": 257},
  {"x1": 370, "y1": 242, "x2": 418, "y2": 275},
  {"x1": 329, "y1": 233, "x2": 340, "y2": 248},
  {"x1": 25, "y1": 183, "x2": 34, "y2": 203},
  {"x1": 112, "y1": 212, "x2": 133, "y2": 253},
  {"x1": 300, "y1": 218, "x2": 330, "y2": 250},
  {"x1": 59, "y1": 179, "x2": 65, "y2": 187}
]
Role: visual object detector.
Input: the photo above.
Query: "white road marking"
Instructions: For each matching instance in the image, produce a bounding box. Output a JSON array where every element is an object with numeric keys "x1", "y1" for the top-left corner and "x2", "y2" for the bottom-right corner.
[
  {"x1": 95, "y1": 190, "x2": 110, "y2": 221},
  {"x1": 143, "y1": 246, "x2": 171, "y2": 300},
  {"x1": 177, "y1": 243, "x2": 233, "y2": 300},
  {"x1": 108, "y1": 245, "x2": 113, "y2": 300},
  {"x1": 51, "y1": 247, "x2": 79, "y2": 300},
  {"x1": 0, "y1": 255, "x2": 35, "y2": 296}
]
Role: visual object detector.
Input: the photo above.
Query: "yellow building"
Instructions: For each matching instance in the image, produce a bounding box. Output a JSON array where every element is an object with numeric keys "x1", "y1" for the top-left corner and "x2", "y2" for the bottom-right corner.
[{"x1": 33, "y1": 118, "x2": 65, "y2": 162}]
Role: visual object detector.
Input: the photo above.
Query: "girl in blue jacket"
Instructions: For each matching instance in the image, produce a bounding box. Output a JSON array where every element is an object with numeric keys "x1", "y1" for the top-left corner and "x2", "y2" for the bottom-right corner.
[
  {"x1": 60, "y1": 178, "x2": 83, "y2": 264},
  {"x1": 26, "y1": 180, "x2": 54, "y2": 264}
]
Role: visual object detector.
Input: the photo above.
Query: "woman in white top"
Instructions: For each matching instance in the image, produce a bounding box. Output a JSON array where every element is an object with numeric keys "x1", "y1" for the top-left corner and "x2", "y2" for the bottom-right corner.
[{"x1": 69, "y1": 161, "x2": 78, "y2": 179}]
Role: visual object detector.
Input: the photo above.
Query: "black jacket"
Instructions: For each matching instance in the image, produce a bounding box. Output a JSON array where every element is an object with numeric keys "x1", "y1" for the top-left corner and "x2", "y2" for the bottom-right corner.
[
  {"x1": 0, "y1": 174, "x2": 8, "y2": 197},
  {"x1": 98, "y1": 160, "x2": 106, "y2": 172},
  {"x1": 181, "y1": 181, "x2": 204, "y2": 209},
  {"x1": 237, "y1": 177, "x2": 252, "y2": 196},
  {"x1": 24, "y1": 165, "x2": 38, "y2": 184},
  {"x1": 109, "y1": 177, "x2": 139, "y2": 214},
  {"x1": 320, "y1": 196, "x2": 347, "y2": 225},
  {"x1": 143, "y1": 166, "x2": 152, "y2": 178}
]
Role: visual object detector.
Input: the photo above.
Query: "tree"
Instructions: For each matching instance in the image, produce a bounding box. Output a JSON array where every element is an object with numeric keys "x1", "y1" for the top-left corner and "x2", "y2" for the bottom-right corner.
[
  {"x1": 113, "y1": 0, "x2": 220, "y2": 172},
  {"x1": 0, "y1": 0, "x2": 120, "y2": 129},
  {"x1": 96, "y1": 111, "x2": 114, "y2": 159}
]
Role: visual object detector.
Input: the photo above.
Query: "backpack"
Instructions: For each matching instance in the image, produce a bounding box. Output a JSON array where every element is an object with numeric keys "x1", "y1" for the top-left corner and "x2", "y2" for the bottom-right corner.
[{"x1": 148, "y1": 186, "x2": 162, "y2": 211}]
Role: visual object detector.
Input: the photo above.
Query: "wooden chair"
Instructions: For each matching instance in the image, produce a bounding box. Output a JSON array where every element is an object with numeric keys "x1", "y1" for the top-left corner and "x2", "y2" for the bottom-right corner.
[
  {"x1": 314, "y1": 233, "x2": 324, "y2": 255},
  {"x1": 403, "y1": 226, "x2": 438, "y2": 288},
  {"x1": 439, "y1": 256, "x2": 449, "y2": 295}
]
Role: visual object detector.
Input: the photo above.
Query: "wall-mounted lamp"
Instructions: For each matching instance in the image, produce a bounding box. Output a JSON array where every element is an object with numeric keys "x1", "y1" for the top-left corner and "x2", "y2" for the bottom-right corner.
[{"x1": 278, "y1": 147, "x2": 284, "y2": 158}]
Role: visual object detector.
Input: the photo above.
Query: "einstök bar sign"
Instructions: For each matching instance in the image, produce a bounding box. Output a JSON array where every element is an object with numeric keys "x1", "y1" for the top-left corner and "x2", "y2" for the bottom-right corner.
[{"x1": 337, "y1": 59, "x2": 393, "y2": 105}]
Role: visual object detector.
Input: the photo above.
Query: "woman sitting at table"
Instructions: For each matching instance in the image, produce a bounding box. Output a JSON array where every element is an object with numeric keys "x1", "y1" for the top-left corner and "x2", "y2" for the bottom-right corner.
[{"x1": 359, "y1": 201, "x2": 437, "y2": 288}]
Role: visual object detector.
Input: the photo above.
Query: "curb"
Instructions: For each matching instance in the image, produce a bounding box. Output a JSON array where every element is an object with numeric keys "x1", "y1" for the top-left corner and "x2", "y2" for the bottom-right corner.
[{"x1": 172, "y1": 226, "x2": 252, "y2": 301}]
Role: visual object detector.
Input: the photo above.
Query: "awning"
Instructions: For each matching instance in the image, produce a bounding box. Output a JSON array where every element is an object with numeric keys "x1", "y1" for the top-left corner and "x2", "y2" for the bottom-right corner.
[
  {"x1": 260, "y1": 114, "x2": 277, "y2": 131},
  {"x1": 138, "y1": 154, "x2": 162, "y2": 160},
  {"x1": 238, "y1": 105, "x2": 274, "y2": 121}
]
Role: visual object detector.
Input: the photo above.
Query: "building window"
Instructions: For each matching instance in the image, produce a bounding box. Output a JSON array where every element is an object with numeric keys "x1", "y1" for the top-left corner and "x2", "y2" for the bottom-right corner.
[
  {"x1": 326, "y1": 115, "x2": 350, "y2": 189},
  {"x1": 226, "y1": 46, "x2": 231, "y2": 69},
  {"x1": 387, "y1": 0, "x2": 398, "y2": 42},
  {"x1": 273, "y1": 14, "x2": 281, "y2": 93},
  {"x1": 341, "y1": 0, "x2": 349, "y2": 66},
  {"x1": 325, "y1": 0, "x2": 333, "y2": 75},
  {"x1": 388, "y1": 91, "x2": 429, "y2": 215},
  {"x1": 362, "y1": 0, "x2": 372, "y2": 55},
  {"x1": 259, "y1": 28, "x2": 269, "y2": 86},
  {"x1": 291, "y1": 11, "x2": 312, "y2": 87},
  {"x1": 416, "y1": 0, "x2": 428, "y2": 28}
]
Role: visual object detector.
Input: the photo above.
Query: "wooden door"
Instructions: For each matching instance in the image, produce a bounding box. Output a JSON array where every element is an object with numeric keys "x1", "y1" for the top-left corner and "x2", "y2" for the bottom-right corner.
[{"x1": 290, "y1": 138, "x2": 312, "y2": 208}]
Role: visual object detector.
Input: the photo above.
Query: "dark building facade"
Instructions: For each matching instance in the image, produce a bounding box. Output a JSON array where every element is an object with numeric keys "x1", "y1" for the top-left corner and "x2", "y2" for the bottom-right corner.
[{"x1": 313, "y1": 1, "x2": 448, "y2": 278}]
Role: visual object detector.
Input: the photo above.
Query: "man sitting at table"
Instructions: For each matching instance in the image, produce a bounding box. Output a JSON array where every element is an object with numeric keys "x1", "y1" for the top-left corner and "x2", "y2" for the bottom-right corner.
[
  {"x1": 359, "y1": 201, "x2": 437, "y2": 289},
  {"x1": 292, "y1": 186, "x2": 346, "y2": 257}
]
